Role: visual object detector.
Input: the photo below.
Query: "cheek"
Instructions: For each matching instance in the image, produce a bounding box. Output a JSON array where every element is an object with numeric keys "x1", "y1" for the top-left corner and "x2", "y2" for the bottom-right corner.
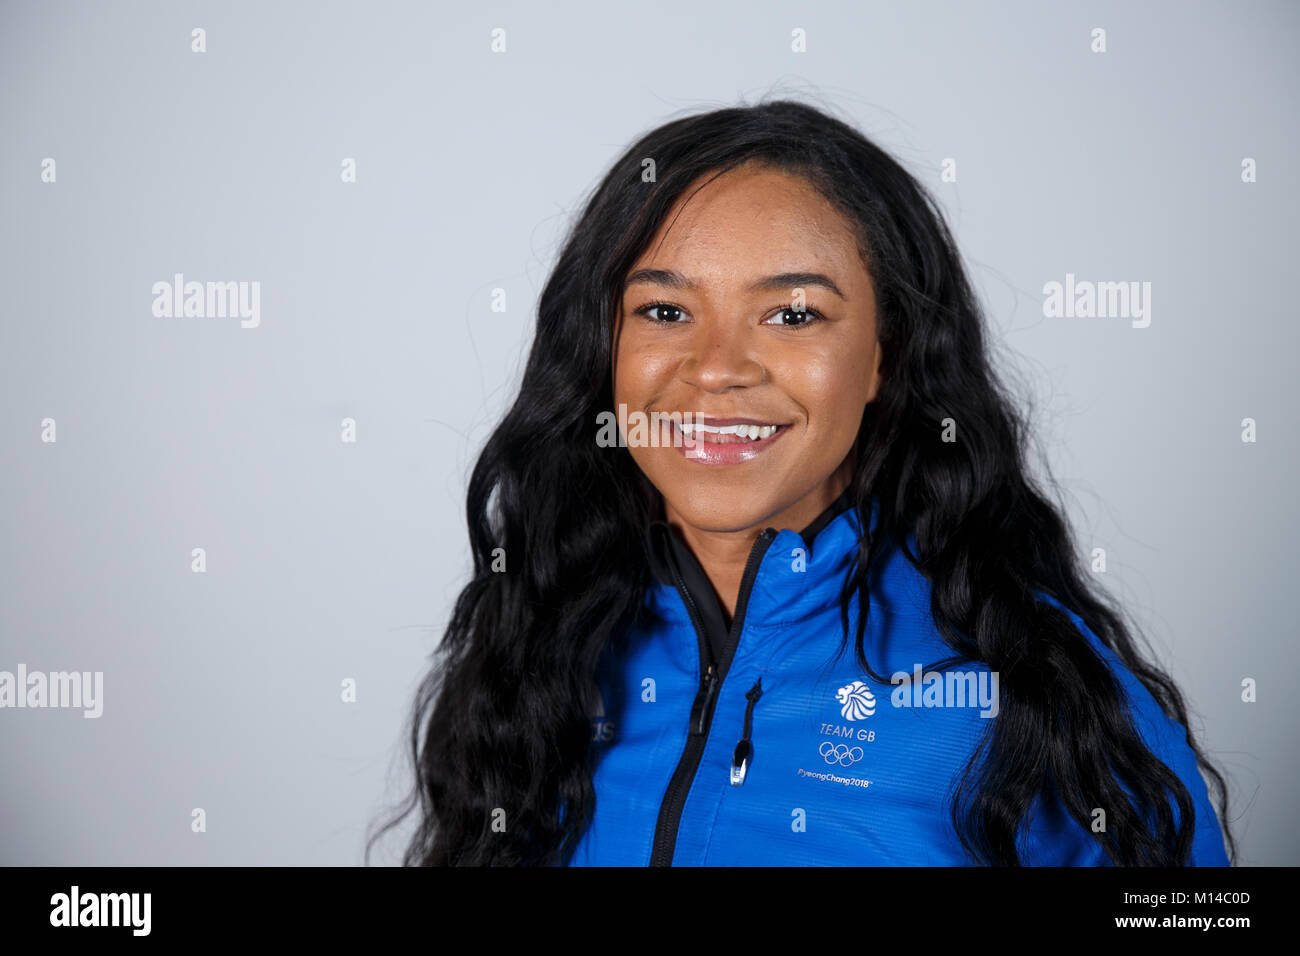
[
  {"x1": 774, "y1": 344, "x2": 869, "y2": 437},
  {"x1": 611, "y1": 338, "x2": 634, "y2": 405},
  {"x1": 613, "y1": 335, "x2": 675, "y2": 406},
  {"x1": 611, "y1": 339, "x2": 688, "y2": 482}
]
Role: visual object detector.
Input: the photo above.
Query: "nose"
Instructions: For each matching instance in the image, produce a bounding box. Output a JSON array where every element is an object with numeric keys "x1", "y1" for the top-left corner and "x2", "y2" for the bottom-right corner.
[{"x1": 680, "y1": 312, "x2": 766, "y2": 391}]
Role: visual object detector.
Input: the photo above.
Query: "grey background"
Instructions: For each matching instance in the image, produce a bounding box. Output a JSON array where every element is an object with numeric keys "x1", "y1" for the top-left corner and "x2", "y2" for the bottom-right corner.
[{"x1": 0, "y1": 0, "x2": 1294, "y2": 865}]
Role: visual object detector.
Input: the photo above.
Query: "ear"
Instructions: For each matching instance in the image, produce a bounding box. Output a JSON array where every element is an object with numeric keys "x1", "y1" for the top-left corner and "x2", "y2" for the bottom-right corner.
[{"x1": 866, "y1": 341, "x2": 884, "y2": 402}]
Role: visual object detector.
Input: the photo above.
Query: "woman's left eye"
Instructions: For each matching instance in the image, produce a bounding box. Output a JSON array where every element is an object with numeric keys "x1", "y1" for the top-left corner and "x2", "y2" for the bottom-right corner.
[{"x1": 762, "y1": 307, "x2": 824, "y2": 328}]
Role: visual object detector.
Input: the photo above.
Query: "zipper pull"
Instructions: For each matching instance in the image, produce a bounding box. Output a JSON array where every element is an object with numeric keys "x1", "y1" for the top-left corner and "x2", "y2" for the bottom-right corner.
[
  {"x1": 729, "y1": 678, "x2": 764, "y2": 787},
  {"x1": 693, "y1": 663, "x2": 718, "y2": 735}
]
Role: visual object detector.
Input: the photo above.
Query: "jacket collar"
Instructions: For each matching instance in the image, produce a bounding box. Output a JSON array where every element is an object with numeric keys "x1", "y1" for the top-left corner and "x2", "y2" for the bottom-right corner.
[{"x1": 641, "y1": 488, "x2": 881, "y2": 628}]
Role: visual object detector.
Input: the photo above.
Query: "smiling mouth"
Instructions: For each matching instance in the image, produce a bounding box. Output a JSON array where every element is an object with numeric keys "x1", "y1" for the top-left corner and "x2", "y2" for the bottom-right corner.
[
  {"x1": 661, "y1": 419, "x2": 792, "y2": 465},
  {"x1": 677, "y1": 422, "x2": 787, "y2": 443}
]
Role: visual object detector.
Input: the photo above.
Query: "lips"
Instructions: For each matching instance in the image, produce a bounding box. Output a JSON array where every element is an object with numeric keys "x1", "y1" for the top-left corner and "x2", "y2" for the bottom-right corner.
[
  {"x1": 655, "y1": 414, "x2": 789, "y2": 442},
  {"x1": 666, "y1": 419, "x2": 792, "y2": 465}
]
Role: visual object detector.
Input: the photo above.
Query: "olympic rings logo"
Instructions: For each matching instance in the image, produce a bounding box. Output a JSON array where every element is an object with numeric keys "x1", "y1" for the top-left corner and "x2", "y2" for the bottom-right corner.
[{"x1": 819, "y1": 741, "x2": 864, "y2": 766}]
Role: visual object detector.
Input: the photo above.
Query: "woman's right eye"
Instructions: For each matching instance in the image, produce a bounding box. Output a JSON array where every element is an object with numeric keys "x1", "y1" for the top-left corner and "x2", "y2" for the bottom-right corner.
[{"x1": 635, "y1": 303, "x2": 686, "y2": 324}]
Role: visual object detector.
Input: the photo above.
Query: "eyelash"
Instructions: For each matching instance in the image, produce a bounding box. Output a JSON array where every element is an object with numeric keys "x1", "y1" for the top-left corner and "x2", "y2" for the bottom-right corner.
[{"x1": 632, "y1": 301, "x2": 827, "y2": 329}]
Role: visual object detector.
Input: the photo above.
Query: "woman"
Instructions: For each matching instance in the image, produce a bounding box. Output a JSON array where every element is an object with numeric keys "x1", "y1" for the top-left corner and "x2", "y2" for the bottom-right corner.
[{"x1": 374, "y1": 99, "x2": 1234, "y2": 866}]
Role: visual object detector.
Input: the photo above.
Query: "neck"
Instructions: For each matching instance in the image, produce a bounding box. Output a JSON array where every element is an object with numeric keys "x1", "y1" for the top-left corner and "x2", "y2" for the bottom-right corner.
[{"x1": 661, "y1": 459, "x2": 854, "y2": 624}]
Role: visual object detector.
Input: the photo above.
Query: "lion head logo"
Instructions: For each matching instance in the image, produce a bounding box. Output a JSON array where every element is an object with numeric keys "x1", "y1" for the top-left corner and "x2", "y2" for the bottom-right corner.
[{"x1": 836, "y1": 680, "x2": 876, "y2": 720}]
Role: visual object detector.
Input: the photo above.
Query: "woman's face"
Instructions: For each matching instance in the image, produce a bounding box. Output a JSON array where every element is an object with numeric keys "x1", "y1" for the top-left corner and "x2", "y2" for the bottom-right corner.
[{"x1": 612, "y1": 162, "x2": 883, "y2": 535}]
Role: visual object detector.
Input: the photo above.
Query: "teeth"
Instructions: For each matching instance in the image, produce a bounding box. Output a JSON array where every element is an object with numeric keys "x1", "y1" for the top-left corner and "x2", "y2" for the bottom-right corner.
[{"x1": 679, "y1": 423, "x2": 780, "y2": 441}]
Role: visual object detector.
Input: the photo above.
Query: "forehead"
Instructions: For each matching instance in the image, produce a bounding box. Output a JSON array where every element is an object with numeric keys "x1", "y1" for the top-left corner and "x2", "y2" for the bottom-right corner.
[{"x1": 626, "y1": 164, "x2": 864, "y2": 281}]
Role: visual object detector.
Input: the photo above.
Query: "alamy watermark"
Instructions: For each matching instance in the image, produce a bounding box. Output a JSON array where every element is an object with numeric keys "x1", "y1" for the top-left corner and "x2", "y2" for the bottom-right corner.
[
  {"x1": 152, "y1": 273, "x2": 260, "y2": 328},
  {"x1": 596, "y1": 405, "x2": 702, "y2": 448},
  {"x1": 0, "y1": 664, "x2": 103, "y2": 718},
  {"x1": 1042, "y1": 272, "x2": 1151, "y2": 328},
  {"x1": 890, "y1": 663, "x2": 1000, "y2": 718},
  {"x1": 50, "y1": 885, "x2": 150, "y2": 936}
]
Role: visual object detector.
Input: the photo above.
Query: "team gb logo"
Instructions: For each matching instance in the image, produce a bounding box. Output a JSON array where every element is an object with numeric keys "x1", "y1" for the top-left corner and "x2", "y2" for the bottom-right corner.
[{"x1": 836, "y1": 681, "x2": 876, "y2": 720}]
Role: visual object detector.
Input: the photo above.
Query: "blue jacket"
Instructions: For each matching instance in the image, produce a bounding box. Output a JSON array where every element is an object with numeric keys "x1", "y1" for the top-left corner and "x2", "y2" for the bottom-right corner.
[{"x1": 568, "y1": 491, "x2": 1229, "y2": 866}]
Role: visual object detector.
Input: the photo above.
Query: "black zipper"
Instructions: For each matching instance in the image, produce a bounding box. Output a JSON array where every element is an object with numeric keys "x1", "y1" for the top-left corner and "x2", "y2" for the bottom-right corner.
[
  {"x1": 730, "y1": 678, "x2": 763, "y2": 787},
  {"x1": 648, "y1": 525, "x2": 777, "y2": 867}
]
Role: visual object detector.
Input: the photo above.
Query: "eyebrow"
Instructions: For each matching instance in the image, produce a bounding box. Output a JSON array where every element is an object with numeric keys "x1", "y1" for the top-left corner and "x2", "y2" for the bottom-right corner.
[{"x1": 623, "y1": 268, "x2": 847, "y2": 300}]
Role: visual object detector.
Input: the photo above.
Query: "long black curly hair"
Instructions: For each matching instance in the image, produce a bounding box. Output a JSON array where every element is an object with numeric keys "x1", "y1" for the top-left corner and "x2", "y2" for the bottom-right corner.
[{"x1": 368, "y1": 97, "x2": 1235, "y2": 867}]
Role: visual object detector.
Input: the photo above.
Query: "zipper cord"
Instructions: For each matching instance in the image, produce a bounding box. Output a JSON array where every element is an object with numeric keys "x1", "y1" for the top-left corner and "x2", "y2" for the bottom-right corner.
[
  {"x1": 649, "y1": 526, "x2": 775, "y2": 866},
  {"x1": 729, "y1": 677, "x2": 764, "y2": 787}
]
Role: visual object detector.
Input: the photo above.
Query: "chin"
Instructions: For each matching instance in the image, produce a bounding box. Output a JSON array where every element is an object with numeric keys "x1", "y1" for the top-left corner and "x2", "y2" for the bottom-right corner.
[{"x1": 661, "y1": 487, "x2": 772, "y2": 533}]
